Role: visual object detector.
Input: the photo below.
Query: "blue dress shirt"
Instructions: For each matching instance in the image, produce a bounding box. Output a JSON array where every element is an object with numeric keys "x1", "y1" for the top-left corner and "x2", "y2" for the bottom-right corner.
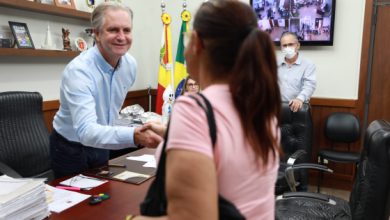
[
  {"x1": 277, "y1": 54, "x2": 316, "y2": 102},
  {"x1": 53, "y1": 46, "x2": 137, "y2": 149}
]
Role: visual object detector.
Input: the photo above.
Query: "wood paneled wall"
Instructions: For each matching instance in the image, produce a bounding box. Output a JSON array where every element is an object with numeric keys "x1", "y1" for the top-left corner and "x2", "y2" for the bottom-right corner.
[
  {"x1": 42, "y1": 90, "x2": 360, "y2": 190},
  {"x1": 309, "y1": 98, "x2": 361, "y2": 190}
]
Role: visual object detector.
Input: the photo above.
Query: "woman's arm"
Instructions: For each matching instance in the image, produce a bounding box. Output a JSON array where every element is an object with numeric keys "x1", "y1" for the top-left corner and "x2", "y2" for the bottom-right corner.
[
  {"x1": 166, "y1": 149, "x2": 218, "y2": 220},
  {"x1": 134, "y1": 149, "x2": 218, "y2": 220}
]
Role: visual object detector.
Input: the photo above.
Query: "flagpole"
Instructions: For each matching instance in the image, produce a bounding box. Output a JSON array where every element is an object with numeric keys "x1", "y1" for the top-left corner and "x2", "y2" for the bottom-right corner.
[
  {"x1": 156, "y1": 0, "x2": 173, "y2": 115},
  {"x1": 161, "y1": 0, "x2": 174, "y2": 99},
  {"x1": 148, "y1": 85, "x2": 151, "y2": 112},
  {"x1": 169, "y1": 4, "x2": 175, "y2": 101}
]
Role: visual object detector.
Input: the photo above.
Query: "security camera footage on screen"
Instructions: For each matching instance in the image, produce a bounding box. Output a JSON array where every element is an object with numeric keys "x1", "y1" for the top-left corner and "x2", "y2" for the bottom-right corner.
[{"x1": 250, "y1": 0, "x2": 335, "y2": 46}]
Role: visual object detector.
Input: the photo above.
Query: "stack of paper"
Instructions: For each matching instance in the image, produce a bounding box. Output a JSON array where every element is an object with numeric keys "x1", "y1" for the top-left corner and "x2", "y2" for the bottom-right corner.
[{"x1": 0, "y1": 175, "x2": 49, "y2": 220}]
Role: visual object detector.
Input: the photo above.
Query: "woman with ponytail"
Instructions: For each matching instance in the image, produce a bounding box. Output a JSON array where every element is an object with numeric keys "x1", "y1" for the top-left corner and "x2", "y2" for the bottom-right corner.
[{"x1": 136, "y1": 0, "x2": 281, "y2": 219}]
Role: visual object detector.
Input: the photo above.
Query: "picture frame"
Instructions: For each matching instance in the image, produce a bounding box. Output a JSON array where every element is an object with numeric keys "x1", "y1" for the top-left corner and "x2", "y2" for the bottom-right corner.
[
  {"x1": 54, "y1": 0, "x2": 76, "y2": 9},
  {"x1": 74, "y1": 37, "x2": 87, "y2": 52},
  {"x1": 8, "y1": 21, "x2": 35, "y2": 49},
  {"x1": 39, "y1": 0, "x2": 55, "y2": 5}
]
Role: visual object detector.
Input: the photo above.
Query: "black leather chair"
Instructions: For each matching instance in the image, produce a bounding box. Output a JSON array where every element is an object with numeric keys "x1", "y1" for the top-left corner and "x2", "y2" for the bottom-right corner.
[
  {"x1": 0, "y1": 91, "x2": 53, "y2": 181},
  {"x1": 317, "y1": 112, "x2": 360, "y2": 192},
  {"x1": 275, "y1": 119, "x2": 390, "y2": 220},
  {"x1": 276, "y1": 102, "x2": 313, "y2": 194}
]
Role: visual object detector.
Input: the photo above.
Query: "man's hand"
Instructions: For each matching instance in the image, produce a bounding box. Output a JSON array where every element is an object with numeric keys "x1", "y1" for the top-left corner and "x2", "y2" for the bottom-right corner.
[
  {"x1": 289, "y1": 98, "x2": 303, "y2": 112},
  {"x1": 140, "y1": 121, "x2": 167, "y2": 138},
  {"x1": 134, "y1": 127, "x2": 163, "y2": 148}
]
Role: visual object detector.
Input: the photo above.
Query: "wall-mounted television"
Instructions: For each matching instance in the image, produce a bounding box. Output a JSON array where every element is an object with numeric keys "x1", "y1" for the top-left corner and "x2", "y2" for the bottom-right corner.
[{"x1": 250, "y1": 0, "x2": 336, "y2": 46}]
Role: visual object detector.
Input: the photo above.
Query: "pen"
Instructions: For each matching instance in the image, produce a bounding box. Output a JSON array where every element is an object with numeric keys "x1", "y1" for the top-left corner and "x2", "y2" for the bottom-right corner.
[
  {"x1": 108, "y1": 164, "x2": 127, "y2": 168},
  {"x1": 55, "y1": 186, "x2": 90, "y2": 191}
]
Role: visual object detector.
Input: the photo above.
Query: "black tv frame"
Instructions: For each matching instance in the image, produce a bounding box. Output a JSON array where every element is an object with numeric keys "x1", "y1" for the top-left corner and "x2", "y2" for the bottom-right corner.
[{"x1": 250, "y1": 0, "x2": 336, "y2": 46}]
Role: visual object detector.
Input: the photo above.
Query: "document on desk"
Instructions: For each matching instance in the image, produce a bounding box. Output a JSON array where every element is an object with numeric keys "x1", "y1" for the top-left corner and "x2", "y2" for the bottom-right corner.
[
  {"x1": 59, "y1": 174, "x2": 107, "y2": 188},
  {"x1": 126, "y1": 154, "x2": 157, "y2": 168},
  {"x1": 45, "y1": 185, "x2": 90, "y2": 213},
  {"x1": 113, "y1": 171, "x2": 150, "y2": 181}
]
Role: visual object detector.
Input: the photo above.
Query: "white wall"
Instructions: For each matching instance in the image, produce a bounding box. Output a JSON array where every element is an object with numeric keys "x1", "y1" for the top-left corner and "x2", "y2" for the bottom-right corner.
[
  {"x1": 0, "y1": 0, "x2": 365, "y2": 101},
  {"x1": 295, "y1": 0, "x2": 365, "y2": 99}
]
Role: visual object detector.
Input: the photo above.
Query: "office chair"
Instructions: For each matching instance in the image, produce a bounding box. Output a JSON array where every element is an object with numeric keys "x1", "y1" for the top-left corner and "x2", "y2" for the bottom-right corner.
[
  {"x1": 317, "y1": 112, "x2": 360, "y2": 192},
  {"x1": 0, "y1": 91, "x2": 53, "y2": 181},
  {"x1": 275, "y1": 119, "x2": 390, "y2": 220},
  {"x1": 276, "y1": 102, "x2": 313, "y2": 194}
]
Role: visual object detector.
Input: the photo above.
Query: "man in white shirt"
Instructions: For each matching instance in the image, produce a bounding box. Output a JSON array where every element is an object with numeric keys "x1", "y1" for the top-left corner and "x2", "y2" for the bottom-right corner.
[
  {"x1": 50, "y1": 2, "x2": 161, "y2": 178},
  {"x1": 277, "y1": 31, "x2": 316, "y2": 112}
]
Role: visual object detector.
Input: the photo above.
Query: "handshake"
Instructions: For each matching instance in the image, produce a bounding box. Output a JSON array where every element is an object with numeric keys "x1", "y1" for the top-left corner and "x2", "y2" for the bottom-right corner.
[{"x1": 134, "y1": 121, "x2": 167, "y2": 148}]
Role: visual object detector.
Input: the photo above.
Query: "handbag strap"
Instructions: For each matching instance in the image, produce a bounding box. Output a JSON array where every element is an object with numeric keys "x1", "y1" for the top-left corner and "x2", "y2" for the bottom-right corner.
[
  {"x1": 152, "y1": 93, "x2": 245, "y2": 219},
  {"x1": 154, "y1": 93, "x2": 216, "y2": 179},
  {"x1": 188, "y1": 93, "x2": 217, "y2": 147},
  {"x1": 153, "y1": 123, "x2": 169, "y2": 182}
]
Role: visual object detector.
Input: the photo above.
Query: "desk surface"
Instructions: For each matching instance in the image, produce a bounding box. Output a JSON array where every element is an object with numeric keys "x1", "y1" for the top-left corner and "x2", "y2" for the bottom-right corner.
[{"x1": 49, "y1": 148, "x2": 155, "y2": 220}]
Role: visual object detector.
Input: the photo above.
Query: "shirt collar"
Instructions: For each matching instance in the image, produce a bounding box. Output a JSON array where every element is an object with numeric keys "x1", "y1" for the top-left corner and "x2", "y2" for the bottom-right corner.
[
  {"x1": 278, "y1": 53, "x2": 302, "y2": 66},
  {"x1": 91, "y1": 46, "x2": 120, "y2": 73}
]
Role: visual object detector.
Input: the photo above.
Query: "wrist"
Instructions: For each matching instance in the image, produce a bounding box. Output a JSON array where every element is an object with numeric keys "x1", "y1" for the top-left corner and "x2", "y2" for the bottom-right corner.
[
  {"x1": 295, "y1": 97, "x2": 304, "y2": 103},
  {"x1": 133, "y1": 127, "x2": 140, "y2": 146}
]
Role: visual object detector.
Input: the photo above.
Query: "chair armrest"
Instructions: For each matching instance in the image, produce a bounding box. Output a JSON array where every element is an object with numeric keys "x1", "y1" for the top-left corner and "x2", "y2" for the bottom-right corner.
[
  {"x1": 287, "y1": 149, "x2": 307, "y2": 166},
  {"x1": 287, "y1": 163, "x2": 333, "y2": 173},
  {"x1": 276, "y1": 191, "x2": 336, "y2": 205},
  {"x1": 0, "y1": 161, "x2": 22, "y2": 178},
  {"x1": 285, "y1": 163, "x2": 333, "y2": 192}
]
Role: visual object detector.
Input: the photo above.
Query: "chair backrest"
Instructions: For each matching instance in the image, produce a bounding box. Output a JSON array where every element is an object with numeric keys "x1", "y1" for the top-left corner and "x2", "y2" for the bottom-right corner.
[
  {"x1": 280, "y1": 102, "x2": 313, "y2": 160},
  {"x1": 325, "y1": 112, "x2": 360, "y2": 143},
  {"x1": 349, "y1": 119, "x2": 390, "y2": 220},
  {"x1": 0, "y1": 91, "x2": 53, "y2": 180}
]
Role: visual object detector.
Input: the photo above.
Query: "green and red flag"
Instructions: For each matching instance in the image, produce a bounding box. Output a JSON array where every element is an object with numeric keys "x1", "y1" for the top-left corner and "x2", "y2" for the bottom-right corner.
[
  {"x1": 174, "y1": 10, "x2": 191, "y2": 97},
  {"x1": 155, "y1": 12, "x2": 173, "y2": 115}
]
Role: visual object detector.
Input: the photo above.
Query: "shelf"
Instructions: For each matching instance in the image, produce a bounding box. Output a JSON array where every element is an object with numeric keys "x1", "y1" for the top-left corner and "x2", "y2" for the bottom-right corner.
[
  {"x1": 0, "y1": 0, "x2": 90, "y2": 21},
  {"x1": 0, "y1": 48, "x2": 80, "y2": 58}
]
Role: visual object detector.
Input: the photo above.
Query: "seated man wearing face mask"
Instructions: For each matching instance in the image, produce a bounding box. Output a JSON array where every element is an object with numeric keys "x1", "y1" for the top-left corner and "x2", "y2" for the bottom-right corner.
[{"x1": 278, "y1": 31, "x2": 316, "y2": 112}]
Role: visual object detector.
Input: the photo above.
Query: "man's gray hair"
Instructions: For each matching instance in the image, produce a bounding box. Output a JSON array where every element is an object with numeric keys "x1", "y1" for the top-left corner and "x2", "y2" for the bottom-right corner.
[
  {"x1": 91, "y1": 2, "x2": 133, "y2": 32},
  {"x1": 280, "y1": 31, "x2": 299, "y2": 42}
]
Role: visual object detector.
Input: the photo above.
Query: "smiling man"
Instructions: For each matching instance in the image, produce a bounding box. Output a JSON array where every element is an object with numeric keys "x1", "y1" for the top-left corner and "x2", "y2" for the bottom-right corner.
[{"x1": 50, "y1": 2, "x2": 162, "y2": 178}]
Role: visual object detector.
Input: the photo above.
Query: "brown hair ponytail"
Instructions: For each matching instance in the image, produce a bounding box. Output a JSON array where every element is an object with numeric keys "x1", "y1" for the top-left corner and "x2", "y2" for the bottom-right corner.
[
  {"x1": 230, "y1": 28, "x2": 281, "y2": 165},
  {"x1": 193, "y1": 0, "x2": 281, "y2": 164}
]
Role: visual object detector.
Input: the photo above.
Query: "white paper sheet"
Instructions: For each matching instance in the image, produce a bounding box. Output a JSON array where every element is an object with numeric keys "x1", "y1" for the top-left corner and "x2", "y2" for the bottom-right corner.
[
  {"x1": 142, "y1": 160, "x2": 157, "y2": 168},
  {"x1": 59, "y1": 174, "x2": 107, "y2": 188},
  {"x1": 126, "y1": 154, "x2": 157, "y2": 168},
  {"x1": 113, "y1": 171, "x2": 150, "y2": 181},
  {"x1": 0, "y1": 176, "x2": 30, "y2": 196},
  {"x1": 45, "y1": 185, "x2": 90, "y2": 213},
  {"x1": 126, "y1": 154, "x2": 155, "y2": 162}
]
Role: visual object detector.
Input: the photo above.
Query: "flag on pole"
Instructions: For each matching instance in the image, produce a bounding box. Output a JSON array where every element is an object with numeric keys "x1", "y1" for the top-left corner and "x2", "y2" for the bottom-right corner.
[
  {"x1": 174, "y1": 9, "x2": 191, "y2": 97},
  {"x1": 155, "y1": 12, "x2": 173, "y2": 115}
]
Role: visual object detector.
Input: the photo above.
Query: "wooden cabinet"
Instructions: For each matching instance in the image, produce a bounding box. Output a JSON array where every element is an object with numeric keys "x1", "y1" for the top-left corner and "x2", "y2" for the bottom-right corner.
[{"x1": 0, "y1": 0, "x2": 91, "y2": 57}]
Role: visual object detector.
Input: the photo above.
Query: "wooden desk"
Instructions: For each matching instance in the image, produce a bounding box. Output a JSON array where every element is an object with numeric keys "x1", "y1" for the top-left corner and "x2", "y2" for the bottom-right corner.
[{"x1": 49, "y1": 148, "x2": 156, "y2": 220}]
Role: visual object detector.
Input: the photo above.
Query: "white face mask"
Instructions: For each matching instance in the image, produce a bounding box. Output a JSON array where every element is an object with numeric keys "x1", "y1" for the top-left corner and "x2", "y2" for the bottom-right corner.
[{"x1": 282, "y1": 46, "x2": 297, "y2": 59}]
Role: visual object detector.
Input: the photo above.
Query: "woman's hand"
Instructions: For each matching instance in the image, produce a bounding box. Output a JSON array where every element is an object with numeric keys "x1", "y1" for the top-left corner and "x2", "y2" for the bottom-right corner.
[{"x1": 140, "y1": 121, "x2": 167, "y2": 138}]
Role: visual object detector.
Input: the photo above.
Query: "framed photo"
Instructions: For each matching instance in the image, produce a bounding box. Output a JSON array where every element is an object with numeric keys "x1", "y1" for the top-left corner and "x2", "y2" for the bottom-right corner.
[
  {"x1": 75, "y1": 37, "x2": 87, "y2": 51},
  {"x1": 54, "y1": 0, "x2": 75, "y2": 9},
  {"x1": 8, "y1": 21, "x2": 35, "y2": 49},
  {"x1": 39, "y1": 0, "x2": 54, "y2": 5}
]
